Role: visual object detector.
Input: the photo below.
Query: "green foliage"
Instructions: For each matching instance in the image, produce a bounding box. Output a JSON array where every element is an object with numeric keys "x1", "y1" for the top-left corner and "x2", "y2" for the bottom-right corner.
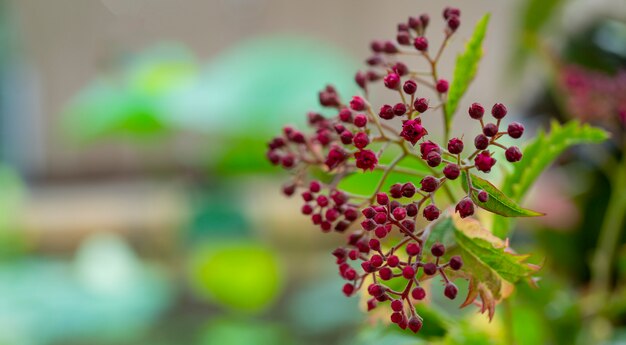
[
  {"x1": 445, "y1": 14, "x2": 490, "y2": 121},
  {"x1": 461, "y1": 172, "x2": 543, "y2": 218},
  {"x1": 188, "y1": 241, "x2": 282, "y2": 313},
  {"x1": 511, "y1": 0, "x2": 565, "y2": 69},
  {"x1": 493, "y1": 121, "x2": 608, "y2": 237},
  {"x1": 429, "y1": 216, "x2": 538, "y2": 319}
]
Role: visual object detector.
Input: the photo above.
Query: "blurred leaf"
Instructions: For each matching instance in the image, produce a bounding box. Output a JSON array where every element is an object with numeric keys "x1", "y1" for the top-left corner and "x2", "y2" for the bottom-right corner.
[
  {"x1": 0, "y1": 164, "x2": 27, "y2": 258},
  {"x1": 461, "y1": 172, "x2": 544, "y2": 218},
  {"x1": 214, "y1": 135, "x2": 275, "y2": 175},
  {"x1": 61, "y1": 44, "x2": 197, "y2": 143},
  {"x1": 349, "y1": 322, "x2": 428, "y2": 345},
  {"x1": 61, "y1": 81, "x2": 170, "y2": 143},
  {"x1": 493, "y1": 121, "x2": 609, "y2": 236},
  {"x1": 188, "y1": 241, "x2": 282, "y2": 312},
  {"x1": 285, "y1": 278, "x2": 362, "y2": 336},
  {"x1": 429, "y1": 216, "x2": 539, "y2": 320},
  {"x1": 167, "y1": 35, "x2": 360, "y2": 135},
  {"x1": 199, "y1": 318, "x2": 292, "y2": 345},
  {"x1": 445, "y1": 14, "x2": 490, "y2": 122},
  {"x1": 511, "y1": 0, "x2": 565, "y2": 69}
]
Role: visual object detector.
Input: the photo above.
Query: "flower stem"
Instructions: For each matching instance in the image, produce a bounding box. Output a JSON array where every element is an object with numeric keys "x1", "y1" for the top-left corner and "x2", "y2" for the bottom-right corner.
[{"x1": 590, "y1": 145, "x2": 626, "y2": 306}]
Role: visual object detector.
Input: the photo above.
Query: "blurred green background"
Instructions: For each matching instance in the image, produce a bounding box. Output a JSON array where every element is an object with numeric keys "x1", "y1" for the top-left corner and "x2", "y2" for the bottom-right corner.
[{"x1": 0, "y1": 0, "x2": 624, "y2": 344}]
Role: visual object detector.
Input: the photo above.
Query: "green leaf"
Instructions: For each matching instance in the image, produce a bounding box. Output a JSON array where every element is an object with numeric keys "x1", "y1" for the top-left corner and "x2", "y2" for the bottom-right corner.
[
  {"x1": 445, "y1": 14, "x2": 490, "y2": 122},
  {"x1": 492, "y1": 121, "x2": 608, "y2": 237},
  {"x1": 428, "y1": 216, "x2": 539, "y2": 320},
  {"x1": 461, "y1": 172, "x2": 544, "y2": 217},
  {"x1": 503, "y1": 121, "x2": 608, "y2": 200}
]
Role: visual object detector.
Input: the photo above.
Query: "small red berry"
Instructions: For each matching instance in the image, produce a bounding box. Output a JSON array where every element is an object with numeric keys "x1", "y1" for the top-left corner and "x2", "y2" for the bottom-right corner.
[
  {"x1": 370, "y1": 254, "x2": 384, "y2": 267},
  {"x1": 376, "y1": 193, "x2": 389, "y2": 205},
  {"x1": 393, "y1": 103, "x2": 407, "y2": 116},
  {"x1": 505, "y1": 146, "x2": 523, "y2": 162},
  {"x1": 379, "y1": 104, "x2": 394, "y2": 120},
  {"x1": 420, "y1": 140, "x2": 441, "y2": 159},
  {"x1": 402, "y1": 183, "x2": 416, "y2": 198},
  {"x1": 455, "y1": 198, "x2": 475, "y2": 218},
  {"x1": 426, "y1": 151, "x2": 442, "y2": 167},
  {"x1": 423, "y1": 204, "x2": 440, "y2": 221},
  {"x1": 374, "y1": 226, "x2": 387, "y2": 238},
  {"x1": 408, "y1": 317, "x2": 423, "y2": 333},
  {"x1": 444, "y1": 283, "x2": 458, "y2": 300},
  {"x1": 431, "y1": 243, "x2": 446, "y2": 257},
  {"x1": 339, "y1": 130, "x2": 354, "y2": 145},
  {"x1": 448, "y1": 138, "x2": 464, "y2": 154},
  {"x1": 353, "y1": 132, "x2": 370, "y2": 149},
  {"x1": 420, "y1": 176, "x2": 439, "y2": 193},
  {"x1": 414, "y1": 36, "x2": 428, "y2": 51},
  {"x1": 403, "y1": 80, "x2": 417, "y2": 94},
  {"x1": 309, "y1": 181, "x2": 321, "y2": 193},
  {"x1": 423, "y1": 262, "x2": 437, "y2": 275},
  {"x1": 474, "y1": 151, "x2": 496, "y2": 173},
  {"x1": 353, "y1": 114, "x2": 367, "y2": 127},
  {"x1": 443, "y1": 7, "x2": 461, "y2": 19},
  {"x1": 370, "y1": 41, "x2": 383, "y2": 53},
  {"x1": 436, "y1": 79, "x2": 449, "y2": 93},
  {"x1": 301, "y1": 204, "x2": 313, "y2": 215},
  {"x1": 368, "y1": 283, "x2": 385, "y2": 297},
  {"x1": 403, "y1": 265, "x2": 416, "y2": 279},
  {"x1": 443, "y1": 164, "x2": 460, "y2": 180},
  {"x1": 282, "y1": 184, "x2": 296, "y2": 196},
  {"x1": 414, "y1": 98, "x2": 429, "y2": 113},
  {"x1": 449, "y1": 255, "x2": 463, "y2": 270},
  {"x1": 379, "y1": 267, "x2": 393, "y2": 280},
  {"x1": 339, "y1": 108, "x2": 352, "y2": 122},
  {"x1": 508, "y1": 122, "x2": 525, "y2": 139},
  {"x1": 369, "y1": 238, "x2": 380, "y2": 251},
  {"x1": 393, "y1": 62, "x2": 409, "y2": 76},
  {"x1": 420, "y1": 14, "x2": 430, "y2": 27},
  {"x1": 391, "y1": 299, "x2": 404, "y2": 312},
  {"x1": 474, "y1": 134, "x2": 489, "y2": 150},
  {"x1": 411, "y1": 286, "x2": 426, "y2": 300},
  {"x1": 343, "y1": 283, "x2": 355, "y2": 296},
  {"x1": 397, "y1": 31, "x2": 411, "y2": 45},
  {"x1": 406, "y1": 242, "x2": 421, "y2": 256},
  {"x1": 393, "y1": 207, "x2": 407, "y2": 220},
  {"x1": 492, "y1": 103, "x2": 508, "y2": 119},
  {"x1": 367, "y1": 298, "x2": 377, "y2": 311},
  {"x1": 390, "y1": 183, "x2": 403, "y2": 198},
  {"x1": 383, "y1": 41, "x2": 398, "y2": 54},
  {"x1": 355, "y1": 149, "x2": 378, "y2": 171},
  {"x1": 387, "y1": 255, "x2": 400, "y2": 267},
  {"x1": 391, "y1": 312, "x2": 403, "y2": 324},
  {"x1": 374, "y1": 212, "x2": 387, "y2": 224},
  {"x1": 350, "y1": 96, "x2": 366, "y2": 111},
  {"x1": 468, "y1": 102, "x2": 485, "y2": 119},
  {"x1": 406, "y1": 203, "x2": 418, "y2": 217},
  {"x1": 384, "y1": 73, "x2": 401, "y2": 89},
  {"x1": 447, "y1": 16, "x2": 460, "y2": 31},
  {"x1": 362, "y1": 207, "x2": 376, "y2": 218},
  {"x1": 477, "y1": 190, "x2": 489, "y2": 203},
  {"x1": 483, "y1": 123, "x2": 498, "y2": 137}
]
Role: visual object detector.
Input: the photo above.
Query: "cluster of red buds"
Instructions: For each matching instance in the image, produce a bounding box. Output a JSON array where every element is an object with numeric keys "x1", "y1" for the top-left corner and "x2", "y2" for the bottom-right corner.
[
  {"x1": 559, "y1": 64, "x2": 626, "y2": 128},
  {"x1": 267, "y1": 7, "x2": 525, "y2": 332}
]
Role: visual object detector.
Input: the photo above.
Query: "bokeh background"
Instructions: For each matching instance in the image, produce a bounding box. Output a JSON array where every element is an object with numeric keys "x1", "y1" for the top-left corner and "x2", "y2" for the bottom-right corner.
[{"x1": 0, "y1": 0, "x2": 625, "y2": 344}]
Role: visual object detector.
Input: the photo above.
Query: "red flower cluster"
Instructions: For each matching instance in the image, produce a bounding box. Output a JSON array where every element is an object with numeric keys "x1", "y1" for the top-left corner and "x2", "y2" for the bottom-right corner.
[{"x1": 267, "y1": 6, "x2": 525, "y2": 332}]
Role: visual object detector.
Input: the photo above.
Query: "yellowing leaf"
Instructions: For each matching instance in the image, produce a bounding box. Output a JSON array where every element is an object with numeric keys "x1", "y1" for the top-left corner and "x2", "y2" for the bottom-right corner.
[{"x1": 428, "y1": 216, "x2": 539, "y2": 320}]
